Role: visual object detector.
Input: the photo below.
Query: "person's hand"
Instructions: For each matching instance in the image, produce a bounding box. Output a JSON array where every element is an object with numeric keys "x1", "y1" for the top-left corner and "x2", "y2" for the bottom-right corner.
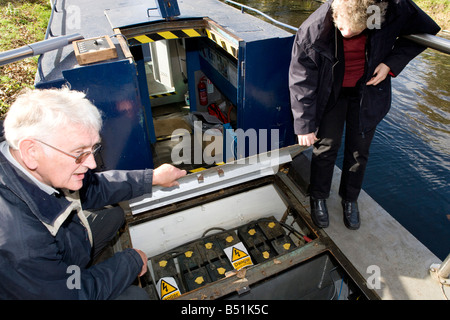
[
  {"x1": 134, "y1": 249, "x2": 148, "y2": 277},
  {"x1": 152, "y1": 163, "x2": 187, "y2": 188},
  {"x1": 297, "y1": 133, "x2": 318, "y2": 146},
  {"x1": 366, "y1": 63, "x2": 390, "y2": 86}
]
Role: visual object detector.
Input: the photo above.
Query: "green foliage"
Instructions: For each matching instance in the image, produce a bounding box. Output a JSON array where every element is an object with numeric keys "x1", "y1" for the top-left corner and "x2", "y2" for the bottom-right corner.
[{"x1": 0, "y1": 0, "x2": 51, "y2": 118}]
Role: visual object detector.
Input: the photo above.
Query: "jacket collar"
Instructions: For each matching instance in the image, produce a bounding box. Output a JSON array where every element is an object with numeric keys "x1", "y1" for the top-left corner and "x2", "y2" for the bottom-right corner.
[
  {"x1": 0, "y1": 151, "x2": 72, "y2": 228},
  {"x1": 308, "y1": 2, "x2": 337, "y2": 62}
]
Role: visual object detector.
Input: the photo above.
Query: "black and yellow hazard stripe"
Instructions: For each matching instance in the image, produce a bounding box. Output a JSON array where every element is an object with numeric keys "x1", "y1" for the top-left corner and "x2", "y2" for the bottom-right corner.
[
  {"x1": 205, "y1": 29, "x2": 238, "y2": 59},
  {"x1": 127, "y1": 25, "x2": 239, "y2": 59},
  {"x1": 189, "y1": 162, "x2": 225, "y2": 173},
  {"x1": 128, "y1": 28, "x2": 206, "y2": 46},
  {"x1": 150, "y1": 92, "x2": 177, "y2": 99}
]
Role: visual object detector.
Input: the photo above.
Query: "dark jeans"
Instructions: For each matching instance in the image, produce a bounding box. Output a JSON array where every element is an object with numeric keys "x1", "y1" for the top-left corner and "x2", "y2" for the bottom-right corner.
[{"x1": 310, "y1": 88, "x2": 376, "y2": 202}]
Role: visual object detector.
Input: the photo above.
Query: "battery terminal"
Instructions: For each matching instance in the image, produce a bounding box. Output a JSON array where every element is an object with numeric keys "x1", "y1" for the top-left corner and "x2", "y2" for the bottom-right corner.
[
  {"x1": 205, "y1": 242, "x2": 213, "y2": 249},
  {"x1": 226, "y1": 235, "x2": 234, "y2": 243},
  {"x1": 195, "y1": 276, "x2": 204, "y2": 285}
]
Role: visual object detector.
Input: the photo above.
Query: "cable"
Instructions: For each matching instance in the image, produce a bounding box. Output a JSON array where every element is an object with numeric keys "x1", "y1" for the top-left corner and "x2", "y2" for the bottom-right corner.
[
  {"x1": 110, "y1": 33, "x2": 128, "y2": 42},
  {"x1": 201, "y1": 227, "x2": 227, "y2": 238}
]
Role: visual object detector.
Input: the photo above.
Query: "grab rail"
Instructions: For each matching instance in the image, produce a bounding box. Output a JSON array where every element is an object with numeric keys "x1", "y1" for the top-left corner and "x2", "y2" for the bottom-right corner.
[
  {"x1": 0, "y1": 33, "x2": 83, "y2": 67},
  {"x1": 404, "y1": 33, "x2": 450, "y2": 55}
]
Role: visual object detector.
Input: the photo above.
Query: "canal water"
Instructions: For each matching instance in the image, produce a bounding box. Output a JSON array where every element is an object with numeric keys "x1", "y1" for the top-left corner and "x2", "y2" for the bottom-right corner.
[{"x1": 226, "y1": 0, "x2": 450, "y2": 260}]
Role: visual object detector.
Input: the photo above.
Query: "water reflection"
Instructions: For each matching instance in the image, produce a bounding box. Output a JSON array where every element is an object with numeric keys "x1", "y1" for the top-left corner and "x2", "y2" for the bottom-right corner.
[
  {"x1": 223, "y1": 0, "x2": 321, "y2": 29},
  {"x1": 391, "y1": 49, "x2": 450, "y2": 156}
]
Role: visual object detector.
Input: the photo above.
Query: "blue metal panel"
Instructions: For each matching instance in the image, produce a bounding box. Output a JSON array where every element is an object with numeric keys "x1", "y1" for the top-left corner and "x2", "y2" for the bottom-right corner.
[
  {"x1": 134, "y1": 54, "x2": 157, "y2": 144},
  {"x1": 62, "y1": 60, "x2": 154, "y2": 170},
  {"x1": 156, "y1": 0, "x2": 180, "y2": 19},
  {"x1": 240, "y1": 36, "x2": 296, "y2": 153},
  {"x1": 185, "y1": 39, "x2": 202, "y2": 111}
]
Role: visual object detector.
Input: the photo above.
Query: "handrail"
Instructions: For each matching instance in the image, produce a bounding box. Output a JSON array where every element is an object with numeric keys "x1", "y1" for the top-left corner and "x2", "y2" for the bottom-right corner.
[
  {"x1": 404, "y1": 33, "x2": 450, "y2": 55},
  {"x1": 224, "y1": 0, "x2": 450, "y2": 55},
  {"x1": 0, "y1": 33, "x2": 83, "y2": 67}
]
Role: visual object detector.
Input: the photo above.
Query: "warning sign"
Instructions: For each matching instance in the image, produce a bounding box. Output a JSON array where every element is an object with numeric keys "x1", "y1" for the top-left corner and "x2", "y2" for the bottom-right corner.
[
  {"x1": 232, "y1": 247, "x2": 248, "y2": 262},
  {"x1": 224, "y1": 242, "x2": 253, "y2": 270},
  {"x1": 156, "y1": 277, "x2": 181, "y2": 300}
]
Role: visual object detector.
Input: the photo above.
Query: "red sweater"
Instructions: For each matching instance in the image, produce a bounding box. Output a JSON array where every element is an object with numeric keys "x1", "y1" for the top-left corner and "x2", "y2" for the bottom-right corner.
[{"x1": 342, "y1": 33, "x2": 367, "y2": 87}]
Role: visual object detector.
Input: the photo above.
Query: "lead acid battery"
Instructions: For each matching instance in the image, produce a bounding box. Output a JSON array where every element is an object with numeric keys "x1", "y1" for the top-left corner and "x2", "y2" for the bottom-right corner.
[{"x1": 125, "y1": 146, "x2": 375, "y2": 300}]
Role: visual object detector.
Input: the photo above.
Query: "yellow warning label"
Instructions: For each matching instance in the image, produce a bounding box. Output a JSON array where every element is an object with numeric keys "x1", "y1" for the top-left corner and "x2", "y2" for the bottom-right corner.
[
  {"x1": 233, "y1": 256, "x2": 253, "y2": 270},
  {"x1": 232, "y1": 247, "x2": 248, "y2": 262},
  {"x1": 163, "y1": 291, "x2": 181, "y2": 300},
  {"x1": 160, "y1": 279, "x2": 180, "y2": 300}
]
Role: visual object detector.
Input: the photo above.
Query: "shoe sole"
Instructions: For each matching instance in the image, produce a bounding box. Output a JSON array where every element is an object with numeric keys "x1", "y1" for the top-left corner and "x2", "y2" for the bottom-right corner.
[{"x1": 343, "y1": 218, "x2": 360, "y2": 230}]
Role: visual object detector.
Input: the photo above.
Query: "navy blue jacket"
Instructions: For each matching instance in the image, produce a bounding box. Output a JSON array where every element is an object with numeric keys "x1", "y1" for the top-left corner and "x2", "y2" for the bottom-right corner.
[
  {"x1": 0, "y1": 150, "x2": 153, "y2": 299},
  {"x1": 289, "y1": 0, "x2": 440, "y2": 135}
]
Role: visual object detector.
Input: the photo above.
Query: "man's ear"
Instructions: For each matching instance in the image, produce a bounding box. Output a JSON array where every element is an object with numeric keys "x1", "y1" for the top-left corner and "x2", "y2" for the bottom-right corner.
[{"x1": 18, "y1": 139, "x2": 40, "y2": 170}]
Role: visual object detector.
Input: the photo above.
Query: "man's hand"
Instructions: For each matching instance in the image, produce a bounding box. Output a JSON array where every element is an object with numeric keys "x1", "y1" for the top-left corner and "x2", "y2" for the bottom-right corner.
[
  {"x1": 152, "y1": 163, "x2": 187, "y2": 188},
  {"x1": 366, "y1": 63, "x2": 390, "y2": 86},
  {"x1": 134, "y1": 249, "x2": 148, "y2": 277},
  {"x1": 297, "y1": 132, "x2": 318, "y2": 146}
]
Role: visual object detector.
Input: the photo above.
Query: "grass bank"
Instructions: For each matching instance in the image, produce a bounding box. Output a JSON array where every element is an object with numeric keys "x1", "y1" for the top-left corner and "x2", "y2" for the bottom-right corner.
[
  {"x1": 0, "y1": 0, "x2": 50, "y2": 118},
  {"x1": 414, "y1": 0, "x2": 450, "y2": 31}
]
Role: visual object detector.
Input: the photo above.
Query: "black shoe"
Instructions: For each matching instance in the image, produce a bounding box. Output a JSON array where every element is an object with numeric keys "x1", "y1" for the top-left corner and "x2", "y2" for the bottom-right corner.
[
  {"x1": 310, "y1": 197, "x2": 329, "y2": 228},
  {"x1": 342, "y1": 200, "x2": 360, "y2": 230}
]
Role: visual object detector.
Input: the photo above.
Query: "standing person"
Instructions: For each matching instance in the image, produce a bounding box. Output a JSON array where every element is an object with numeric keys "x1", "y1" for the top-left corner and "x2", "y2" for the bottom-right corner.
[
  {"x1": 289, "y1": 0, "x2": 440, "y2": 229},
  {"x1": 0, "y1": 87, "x2": 186, "y2": 299}
]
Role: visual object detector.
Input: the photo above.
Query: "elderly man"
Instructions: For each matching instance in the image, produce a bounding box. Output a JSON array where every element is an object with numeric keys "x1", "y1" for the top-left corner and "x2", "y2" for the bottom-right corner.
[{"x1": 0, "y1": 87, "x2": 186, "y2": 299}]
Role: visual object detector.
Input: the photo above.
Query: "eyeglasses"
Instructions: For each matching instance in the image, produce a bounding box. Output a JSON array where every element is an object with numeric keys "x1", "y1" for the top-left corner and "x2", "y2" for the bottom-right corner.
[{"x1": 35, "y1": 139, "x2": 102, "y2": 164}]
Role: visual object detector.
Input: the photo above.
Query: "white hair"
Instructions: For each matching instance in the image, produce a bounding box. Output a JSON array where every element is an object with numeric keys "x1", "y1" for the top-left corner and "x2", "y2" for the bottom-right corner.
[{"x1": 4, "y1": 87, "x2": 103, "y2": 149}]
